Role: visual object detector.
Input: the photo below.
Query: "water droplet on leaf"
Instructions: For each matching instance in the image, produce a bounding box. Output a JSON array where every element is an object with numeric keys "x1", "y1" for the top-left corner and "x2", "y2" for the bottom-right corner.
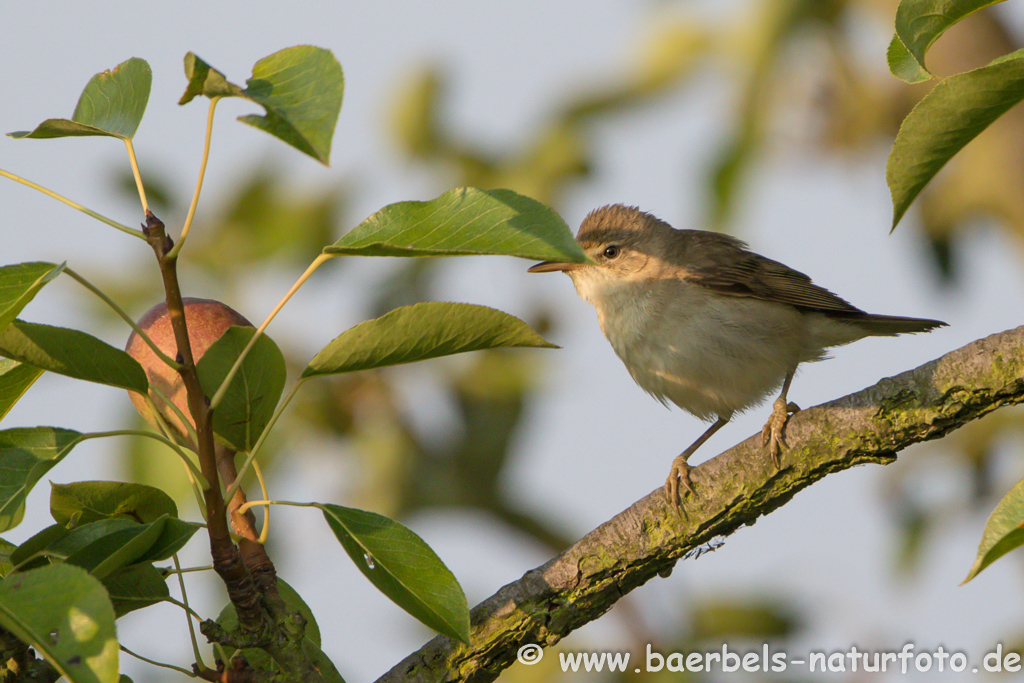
[{"x1": 364, "y1": 552, "x2": 375, "y2": 569}]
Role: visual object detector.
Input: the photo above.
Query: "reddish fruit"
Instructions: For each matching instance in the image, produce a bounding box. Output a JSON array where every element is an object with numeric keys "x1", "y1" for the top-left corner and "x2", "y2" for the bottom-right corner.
[{"x1": 125, "y1": 298, "x2": 252, "y2": 442}]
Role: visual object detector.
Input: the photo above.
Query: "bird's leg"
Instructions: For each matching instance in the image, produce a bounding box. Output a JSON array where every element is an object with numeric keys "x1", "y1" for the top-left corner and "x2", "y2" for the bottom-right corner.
[
  {"x1": 666, "y1": 416, "x2": 730, "y2": 507},
  {"x1": 761, "y1": 370, "x2": 800, "y2": 467}
]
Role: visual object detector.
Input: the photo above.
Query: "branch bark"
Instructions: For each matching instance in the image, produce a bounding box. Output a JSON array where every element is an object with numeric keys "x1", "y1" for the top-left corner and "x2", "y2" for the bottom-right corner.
[{"x1": 377, "y1": 325, "x2": 1024, "y2": 683}]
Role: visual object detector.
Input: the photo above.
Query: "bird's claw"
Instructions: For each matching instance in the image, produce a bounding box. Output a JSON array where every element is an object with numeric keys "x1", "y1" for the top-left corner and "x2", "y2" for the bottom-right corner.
[
  {"x1": 664, "y1": 455, "x2": 695, "y2": 509},
  {"x1": 761, "y1": 398, "x2": 799, "y2": 467}
]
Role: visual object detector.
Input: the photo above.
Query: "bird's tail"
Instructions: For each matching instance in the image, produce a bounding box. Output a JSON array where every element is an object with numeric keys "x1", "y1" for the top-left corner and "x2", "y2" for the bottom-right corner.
[{"x1": 839, "y1": 313, "x2": 947, "y2": 336}]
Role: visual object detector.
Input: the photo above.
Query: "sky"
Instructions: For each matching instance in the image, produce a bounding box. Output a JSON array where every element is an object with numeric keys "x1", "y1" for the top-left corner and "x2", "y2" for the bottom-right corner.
[{"x1": 3, "y1": 1, "x2": 1024, "y2": 681}]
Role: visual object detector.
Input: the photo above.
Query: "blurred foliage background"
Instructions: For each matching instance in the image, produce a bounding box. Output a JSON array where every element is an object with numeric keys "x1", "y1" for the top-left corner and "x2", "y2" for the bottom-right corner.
[{"x1": 48, "y1": 0, "x2": 1024, "y2": 678}]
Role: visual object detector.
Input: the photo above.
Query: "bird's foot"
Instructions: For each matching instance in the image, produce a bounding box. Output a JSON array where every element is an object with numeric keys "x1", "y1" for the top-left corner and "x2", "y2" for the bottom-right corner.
[
  {"x1": 760, "y1": 398, "x2": 800, "y2": 467},
  {"x1": 664, "y1": 455, "x2": 695, "y2": 509}
]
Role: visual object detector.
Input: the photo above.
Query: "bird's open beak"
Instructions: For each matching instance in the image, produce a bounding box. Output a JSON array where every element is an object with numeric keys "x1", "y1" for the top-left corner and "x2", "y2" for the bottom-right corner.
[{"x1": 528, "y1": 261, "x2": 584, "y2": 273}]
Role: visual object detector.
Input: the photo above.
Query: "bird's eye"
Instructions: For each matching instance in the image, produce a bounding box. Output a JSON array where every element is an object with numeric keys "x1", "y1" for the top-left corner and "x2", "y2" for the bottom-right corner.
[{"x1": 603, "y1": 245, "x2": 620, "y2": 259}]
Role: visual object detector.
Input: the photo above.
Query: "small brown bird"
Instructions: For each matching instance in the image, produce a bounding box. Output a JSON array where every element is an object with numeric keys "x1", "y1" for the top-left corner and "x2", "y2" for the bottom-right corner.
[{"x1": 529, "y1": 205, "x2": 946, "y2": 505}]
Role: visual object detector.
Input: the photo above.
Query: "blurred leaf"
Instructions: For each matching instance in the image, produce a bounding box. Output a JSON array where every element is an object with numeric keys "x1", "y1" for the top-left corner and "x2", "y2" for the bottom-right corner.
[
  {"x1": 888, "y1": 0, "x2": 1007, "y2": 83},
  {"x1": 690, "y1": 599, "x2": 798, "y2": 640},
  {"x1": 197, "y1": 326, "x2": 286, "y2": 452},
  {"x1": 319, "y1": 503, "x2": 470, "y2": 645},
  {"x1": 217, "y1": 578, "x2": 344, "y2": 682},
  {"x1": 0, "y1": 564, "x2": 118, "y2": 683},
  {"x1": 302, "y1": 302, "x2": 556, "y2": 378},
  {"x1": 0, "y1": 320, "x2": 148, "y2": 392},
  {"x1": 181, "y1": 47, "x2": 343, "y2": 165},
  {"x1": 50, "y1": 481, "x2": 178, "y2": 528},
  {"x1": 101, "y1": 563, "x2": 168, "y2": 618},
  {"x1": 963, "y1": 475, "x2": 1024, "y2": 583},
  {"x1": 0, "y1": 359, "x2": 44, "y2": 422},
  {"x1": 0, "y1": 262, "x2": 65, "y2": 332},
  {"x1": 9, "y1": 58, "x2": 150, "y2": 140},
  {"x1": 0, "y1": 427, "x2": 85, "y2": 533},
  {"x1": 325, "y1": 187, "x2": 589, "y2": 263},
  {"x1": 887, "y1": 50, "x2": 1024, "y2": 229}
]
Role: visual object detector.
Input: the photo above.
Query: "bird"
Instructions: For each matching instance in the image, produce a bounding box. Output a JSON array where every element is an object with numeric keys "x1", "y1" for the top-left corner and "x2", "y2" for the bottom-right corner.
[{"x1": 528, "y1": 204, "x2": 946, "y2": 506}]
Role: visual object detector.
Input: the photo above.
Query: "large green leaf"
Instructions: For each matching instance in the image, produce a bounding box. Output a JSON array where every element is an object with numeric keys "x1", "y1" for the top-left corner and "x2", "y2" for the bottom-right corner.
[
  {"x1": 0, "y1": 262, "x2": 64, "y2": 332},
  {"x1": 302, "y1": 302, "x2": 556, "y2": 378},
  {"x1": 963, "y1": 475, "x2": 1024, "y2": 583},
  {"x1": 0, "y1": 564, "x2": 118, "y2": 683},
  {"x1": 320, "y1": 503, "x2": 470, "y2": 645},
  {"x1": 197, "y1": 326, "x2": 286, "y2": 452},
  {"x1": 0, "y1": 320, "x2": 148, "y2": 392},
  {"x1": 101, "y1": 563, "x2": 169, "y2": 618},
  {"x1": 887, "y1": 0, "x2": 1007, "y2": 83},
  {"x1": 9, "y1": 58, "x2": 151, "y2": 140},
  {"x1": 887, "y1": 50, "x2": 1024, "y2": 229},
  {"x1": 0, "y1": 359, "x2": 44, "y2": 422},
  {"x1": 216, "y1": 578, "x2": 344, "y2": 682},
  {"x1": 0, "y1": 538, "x2": 15, "y2": 577},
  {"x1": 180, "y1": 47, "x2": 343, "y2": 165},
  {"x1": 324, "y1": 187, "x2": 590, "y2": 263},
  {"x1": 0, "y1": 428, "x2": 86, "y2": 533},
  {"x1": 50, "y1": 481, "x2": 178, "y2": 528}
]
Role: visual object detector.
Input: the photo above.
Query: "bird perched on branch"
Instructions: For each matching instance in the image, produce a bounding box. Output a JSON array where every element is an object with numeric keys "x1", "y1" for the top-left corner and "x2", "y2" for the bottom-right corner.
[{"x1": 529, "y1": 204, "x2": 946, "y2": 506}]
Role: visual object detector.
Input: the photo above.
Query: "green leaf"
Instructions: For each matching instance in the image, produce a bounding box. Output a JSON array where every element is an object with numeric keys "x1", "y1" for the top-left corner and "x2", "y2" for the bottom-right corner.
[
  {"x1": 0, "y1": 537, "x2": 15, "y2": 577},
  {"x1": 101, "y1": 563, "x2": 169, "y2": 618},
  {"x1": 50, "y1": 481, "x2": 178, "y2": 528},
  {"x1": 324, "y1": 187, "x2": 590, "y2": 263},
  {"x1": 179, "y1": 47, "x2": 343, "y2": 165},
  {"x1": 197, "y1": 327, "x2": 286, "y2": 452},
  {"x1": 302, "y1": 302, "x2": 556, "y2": 378},
  {"x1": 239, "y1": 46, "x2": 344, "y2": 165},
  {"x1": 0, "y1": 359, "x2": 44, "y2": 421},
  {"x1": 61, "y1": 517, "x2": 167, "y2": 579},
  {"x1": 0, "y1": 262, "x2": 65, "y2": 333},
  {"x1": 887, "y1": 50, "x2": 1024, "y2": 229},
  {"x1": 963, "y1": 475, "x2": 1024, "y2": 583},
  {"x1": 0, "y1": 564, "x2": 118, "y2": 683},
  {"x1": 0, "y1": 428, "x2": 86, "y2": 533},
  {"x1": 888, "y1": 0, "x2": 1007, "y2": 83},
  {"x1": 130, "y1": 517, "x2": 198, "y2": 564},
  {"x1": 9, "y1": 525, "x2": 69, "y2": 571},
  {"x1": 179, "y1": 53, "x2": 244, "y2": 104},
  {"x1": 0, "y1": 320, "x2": 148, "y2": 392},
  {"x1": 9, "y1": 58, "x2": 151, "y2": 140},
  {"x1": 216, "y1": 578, "x2": 344, "y2": 683},
  {"x1": 319, "y1": 503, "x2": 470, "y2": 645}
]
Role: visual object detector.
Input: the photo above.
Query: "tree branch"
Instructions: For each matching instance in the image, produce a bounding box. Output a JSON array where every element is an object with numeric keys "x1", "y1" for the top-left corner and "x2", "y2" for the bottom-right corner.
[{"x1": 377, "y1": 325, "x2": 1024, "y2": 683}]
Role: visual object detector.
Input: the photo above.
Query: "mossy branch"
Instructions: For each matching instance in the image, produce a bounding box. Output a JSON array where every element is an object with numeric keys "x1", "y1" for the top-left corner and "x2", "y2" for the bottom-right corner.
[{"x1": 378, "y1": 325, "x2": 1024, "y2": 683}]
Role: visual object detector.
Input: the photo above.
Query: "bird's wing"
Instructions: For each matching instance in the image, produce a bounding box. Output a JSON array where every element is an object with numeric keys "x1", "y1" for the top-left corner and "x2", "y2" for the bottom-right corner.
[{"x1": 678, "y1": 231, "x2": 866, "y2": 314}]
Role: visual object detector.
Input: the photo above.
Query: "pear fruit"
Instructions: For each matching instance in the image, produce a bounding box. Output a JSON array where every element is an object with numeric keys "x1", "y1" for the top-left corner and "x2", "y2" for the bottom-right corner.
[{"x1": 125, "y1": 297, "x2": 253, "y2": 443}]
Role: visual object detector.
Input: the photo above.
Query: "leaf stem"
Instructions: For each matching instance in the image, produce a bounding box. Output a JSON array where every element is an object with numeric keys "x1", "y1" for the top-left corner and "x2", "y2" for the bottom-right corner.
[
  {"x1": 238, "y1": 499, "x2": 317, "y2": 516},
  {"x1": 172, "y1": 554, "x2": 210, "y2": 675},
  {"x1": 123, "y1": 138, "x2": 149, "y2": 214},
  {"x1": 169, "y1": 96, "x2": 221, "y2": 259},
  {"x1": 0, "y1": 168, "x2": 142, "y2": 238},
  {"x1": 120, "y1": 643, "x2": 198, "y2": 677},
  {"x1": 211, "y1": 252, "x2": 333, "y2": 410},
  {"x1": 62, "y1": 266, "x2": 181, "y2": 370},
  {"x1": 223, "y1": 379, "x2": 305, "y2": 503},
  {"x1": 81, "y1": 429, "x2": 209, "y2": 489}
]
